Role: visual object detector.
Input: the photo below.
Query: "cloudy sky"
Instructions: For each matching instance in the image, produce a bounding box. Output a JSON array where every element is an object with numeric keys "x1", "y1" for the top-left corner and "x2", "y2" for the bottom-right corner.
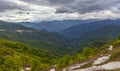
[{"x1": 0, "y1": 0, "x2": 120, "y2": 22}]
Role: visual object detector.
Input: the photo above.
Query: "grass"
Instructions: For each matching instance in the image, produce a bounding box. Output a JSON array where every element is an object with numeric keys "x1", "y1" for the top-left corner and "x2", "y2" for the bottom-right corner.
[
  {"x1": 110, "y1": 47, "x2": 120, "y2": 61},
  {"x1": 80, "y1": 62, "x2": 92, "y2": 69}
]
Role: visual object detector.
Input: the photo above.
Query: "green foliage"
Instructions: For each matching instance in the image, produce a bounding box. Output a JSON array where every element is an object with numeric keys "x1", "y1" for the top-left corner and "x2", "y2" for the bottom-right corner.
[
  {"x1": 0, "y1": 20, "x2": 71, "y2": 57},
  {"x1": 110, "y1": 50, "x2": 120, "y2": 60},
  {"x1": 0, "y1": 56, "x2": 4, "y2": 65},
  {"x1": 80, "y1": 62, "x2": 92, "y2": 68},
  {"x1": 82, "y1": 47, "x2": 96, "y2": 58},
  {"x1": 71, "y1": 24, "x2": 120, "y2": 52},
  {"x1": 57, "y1": 55, "x2": 71, "y2": 67},
  {"x1": 110, "y1": 47, "x2": 120, "y2": 60},
  {"x1": 0, "y1": 39, "x2": 57, "y2": 71},
  {"x1": 57, "y1": 47, "x2": 97, "y2": 67}
]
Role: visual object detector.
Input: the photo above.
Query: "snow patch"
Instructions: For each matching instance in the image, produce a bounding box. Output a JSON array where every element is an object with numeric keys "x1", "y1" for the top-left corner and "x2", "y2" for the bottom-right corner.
[
  {"x1": 63, "y1": 62, "x2": 87, "y2": 71},
  {"x1": 93, "y1": 55, "x2": 111, "y2": 65},
  {"x1": 72, "y1": 61, "x2": 120, "y2": 71},
  {"x1": 101, "y1": 61, "x2": 120, "y2": 70},
  {"x1": 69, "y1": 63, "x2": 87, "y2": 70},
  {"x1": 50, "y1": 68, "x2": 56, "y2": 71},
  {"x1": 108, "y1": 46, "x2": 113, "y2": 51}
]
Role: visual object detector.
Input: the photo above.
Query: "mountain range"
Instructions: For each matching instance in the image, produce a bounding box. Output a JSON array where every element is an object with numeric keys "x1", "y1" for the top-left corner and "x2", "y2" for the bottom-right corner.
[
  {"x1": 19, "y1": 19, "x2": 120, "y2": 51},
  {"x1": 0, "y1": 19, "x2": 120, "y2": 70},
  {"x1": 60, "y1": 19, "x2": 120, "y2": 39},
  {"x1": 18, "y1": 20, "x2": 96, "y2": 32},
  {"x1": 0, "y1": 20, "x2": 70, "y2": 57}
]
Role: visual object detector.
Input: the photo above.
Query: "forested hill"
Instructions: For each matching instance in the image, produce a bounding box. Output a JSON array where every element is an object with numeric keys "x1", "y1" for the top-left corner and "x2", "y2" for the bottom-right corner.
[
  {"x1": 1, "y1": 19, "x2": 120, "y2": 56},
  {"x1": 0, "y1": 20, "x2": 70, "y2": 57},
  {"x1": 58, "y1": 19, "x2": 120, "y2": 52},
  {"x1": 71, "y1": 24, "x2": 120, "y2": 50},
  {"x1": 60, "y1": 19, "x2": 120, "y2": 39},
  {"x1": 54, "y1": 36, "x2": 120, "y2": 71},
  {"x1": 0, "y1": 39, "x2": 56, "y2": 71},
  {"x1": 0, "y1": 20, "x2": 34, "y2": 30},
  {"x1": 1, "y1": 34, "x2": 120, "y2": 71}
]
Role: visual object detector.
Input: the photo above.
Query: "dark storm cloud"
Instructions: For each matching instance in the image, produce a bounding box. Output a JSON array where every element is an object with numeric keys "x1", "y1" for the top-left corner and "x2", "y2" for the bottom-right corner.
[
  {"x1": 0, "y1": 0, "x2": 16, "y2": 12},
  {"x1": 20, "y1": 0, "x2": 74, "y2": 6},
  {"x1": 0, "y1": 0, "x2": 30, "y2": 12},
  {"x1": 21, "y1": 0, "x2": 120, "y2": 14},
  {"x1": 55, "y1": 7, "x2": 74, "y2": 13},
  {"x1": 0, "y1": 0, "x2": 119, "y2": 13}
]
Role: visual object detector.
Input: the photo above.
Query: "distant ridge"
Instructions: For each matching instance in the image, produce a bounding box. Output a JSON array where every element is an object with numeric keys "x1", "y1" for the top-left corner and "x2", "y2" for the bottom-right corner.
[{"x1": 18, "y1": 20, "x2": 97, "y2": 32}]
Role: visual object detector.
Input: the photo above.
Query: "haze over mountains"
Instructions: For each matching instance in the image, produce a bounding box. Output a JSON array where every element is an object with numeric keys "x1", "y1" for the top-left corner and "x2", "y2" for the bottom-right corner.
[
  {"x1": 1, "y1": 19, "x2": 120, "y2": 54},
  {"x1": 0, "y1": 19, "x2": 120, "y2": 55},
  {"x1": 18, "y1": 19, "x2": 120, "y2": 50},
  {"x1": 0, "y1": 20, "x2": 71, "y2": 56},
  {"x1": 60, "y1": 19, "x2": 120, "y2": 39},
  {"x1": 0, "y1": 18, "x2": 120, "y2": 71},
  {"x1": 18, "y1": 20, "x2": 96, "y2": 32}
]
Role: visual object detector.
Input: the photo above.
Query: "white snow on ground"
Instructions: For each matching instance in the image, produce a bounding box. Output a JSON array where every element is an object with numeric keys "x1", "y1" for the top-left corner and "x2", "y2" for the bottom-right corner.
[
  {"x1": 72, "y1": 61, "x2": 120, "y2": 71},
  {"x1": 101, "y1": 61, "x2": 120, "y2": 70},
  {"x1": 69, "y1": 63, "x2": 87, "y2": 70},
  {"x1": 93, "y1": 55, "x2": 111, "y2": 65},
  {"x1": 72, "y1": 66, "x2": 101, "y2": 71},
  {"x1": 108, "y1": 46, "x2": 113, "y2": 51},
  {"x1": 50, "y1": 68, "x2": 56, "y2": 71},
  {"x1": 63, "y1": 62, "x2": 87, "y2": 71}
]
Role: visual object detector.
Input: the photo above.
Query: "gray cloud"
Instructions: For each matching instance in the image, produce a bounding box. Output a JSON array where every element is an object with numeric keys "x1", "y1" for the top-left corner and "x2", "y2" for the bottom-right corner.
[
  {"x1": 55, "y1": 7, "x2": 74, "y2": 13},
  {"x1": 0, "y1": 0, "x2": 17, "y2": 12},
  {"x1": 20, "y1": 0, "x2": 74, "y2": 6},
  {"x1": 0, "y1": 0, "x2": 120, "y2": 13},
  {"x1": 0, "y1": 0, "x2": 31, "y2": 12},
  {"x1": 0, "y1": 0, "x2": 120, "y2": 22},
  {"x1": 0, "y1": 0, "x2": 120, "y2": 14},
  {"x1": 21, "y1": 0, "x2": 120, "y2": 14},
  {"x1": 55, "y1": 0, "x2": 120, "y2": 14}
]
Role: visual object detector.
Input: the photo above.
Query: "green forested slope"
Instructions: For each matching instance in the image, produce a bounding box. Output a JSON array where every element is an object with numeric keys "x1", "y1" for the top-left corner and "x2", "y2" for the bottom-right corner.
[
  {"x1": 0, "y1": 39, "x2": 56, "y2": 71},
  {"x1": 0, "y1": 20, "x2": 70, "y2": 56},
  {"x1": 56, "y1": 37, "x2": 120, "y2": 69},
  {"x1": 71, "y1": 24, "x2": 120, "y2": 51}
]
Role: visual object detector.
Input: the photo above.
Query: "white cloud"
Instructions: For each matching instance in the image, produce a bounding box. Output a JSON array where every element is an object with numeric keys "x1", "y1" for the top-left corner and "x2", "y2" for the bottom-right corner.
[{"x1": 0, "y1": 0, "x2": 120, "y2": 22}]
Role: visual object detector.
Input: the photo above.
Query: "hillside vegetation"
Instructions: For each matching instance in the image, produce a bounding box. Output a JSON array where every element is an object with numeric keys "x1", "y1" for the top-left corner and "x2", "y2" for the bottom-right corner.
[
  {"x1": 0, "y1": 39, "x2": 57, "y2": 71},
  {"x1": 0, "y1": 20, "x2": 120, "y2": 71},
  {"x1": 0, "y1": 20, "x2": 70, "y2": 56},
  {"x1": 55, "y1": 37, "x2": 120, "y2": 71},
  {"x1": 59, "y1": 19, "x2": 120, "y2": 53}
]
